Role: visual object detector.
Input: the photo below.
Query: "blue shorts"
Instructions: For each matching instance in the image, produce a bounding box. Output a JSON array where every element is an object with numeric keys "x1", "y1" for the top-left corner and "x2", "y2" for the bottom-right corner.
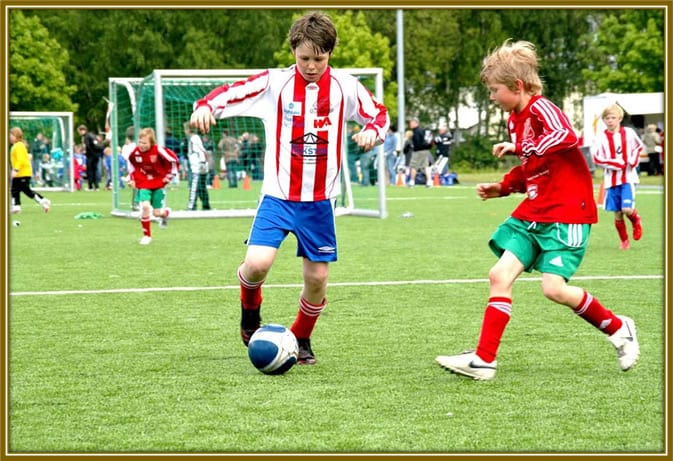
[
  {"x1": 247, "y1": 195, "x2": 337, "y2": 262},
  {"x1": 604, "y1": 183, "x2": 636, "y2": 212}
]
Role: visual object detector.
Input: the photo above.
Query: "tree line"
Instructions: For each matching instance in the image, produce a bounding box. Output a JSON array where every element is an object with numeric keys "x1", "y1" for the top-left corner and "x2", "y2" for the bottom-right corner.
[{"x1": 9, "y1": 8, "x2": 665, "y2": 136}]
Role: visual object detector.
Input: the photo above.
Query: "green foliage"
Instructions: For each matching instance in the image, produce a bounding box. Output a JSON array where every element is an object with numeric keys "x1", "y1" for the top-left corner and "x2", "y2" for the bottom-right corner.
[
  {"x1": 451, "y1": 133, "x2": 501, "y2": 172},
  {"x1": 12, "y1": 8, "x2": 666, "y2": 144},
  {"x1": 7, "y1": 184, "x2": 665, "y2": 452},
  {"x1": 580, "y1": 10, "x2": 665, "y2": 93},
  {"x1": 9, "y1": 10, "x2": 77, "y2": 112}
]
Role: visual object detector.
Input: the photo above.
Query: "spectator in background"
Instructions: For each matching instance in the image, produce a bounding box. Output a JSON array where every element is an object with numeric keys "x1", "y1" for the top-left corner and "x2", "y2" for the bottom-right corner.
[
  {"x1": 165, "y1": 128, "x2": 181, "y2": 187},
  {"x1": 591, "y1": 103, "x2": 644, "y2": 250},
  {"x1": 383, "y1": 125, "x2": 400, "y2": 185},
  {"x1": 201, "y1": 133, "x2": 216, "y2": 185},
  {"x1": 218, "y1": 128, "x2": 240, "y2": 188},
  {"x1": 249, "y1": 133, "x2": 264, "y2": 180},
  {"x1": 402, "y1": 129, "x2": 414, "y2": 171},
  {"x1": 96, "y1": 133, "x2": 107, "y2": 187},
  {"x1": 184, "y1": 122, "x2": 211, "y2": 211},
  {"x1": 408, "y1": 117, "x2": 434, "y2": 187},
  {"x1": 10, "y1": 127, "x2": 51, "y2": 213},
  {"x1": 31, "y1": 132, "x2": 51, "y2": 185},
  {"x1": 103, "y1": 145, "x2": 127, "y2": 191},
  {"x1": 78, "y1": 124, "x2": 104, "y2": 191},
  {"x1": 239, "y1": 131, "x2": 252, "y2": 176},
  {"x1": 434, "y1": 125, "x2": 453, "y2": 170},
  {"x1": 347, "y1": 125, "x2": 362, "y2": 184},
  {"x1": 72, "y1": 143, "x2": 86, "y2": 191},
  {"x1": 359, "y1": 143, "x2": 375, "y2": 186},
  {"x1": 641, "y1": 123, "x2": 662, "y2": 176},
  {"x1": 120, "y1": 127, "x2": 138, "y2": 209},
  {"x1": 39, "y1": 153, "x2": 55, "y2": 187},
  {"x1": 164, "y1": 128, "x2": 181, "y2": 154}
]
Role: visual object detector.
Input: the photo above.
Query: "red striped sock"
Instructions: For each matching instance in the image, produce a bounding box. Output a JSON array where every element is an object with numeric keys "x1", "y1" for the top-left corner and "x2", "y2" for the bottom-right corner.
[
  {"x1": 238, "y1": 267, "x2": 263, "y2": 310},
  {"x1": 615, "y1": 219, "x2": 628, "y2": 242},
  {"x1": 141, "y1": 217, "x2": 151, "y2": 237},
  {"x1": 475, "y1": 297, "x2": 511, "y2": 363},
  {"x1": 573, "y1": 291, "x2": 622, "y2": 335},
  {"x1": 291, "y1": 297, "x2": 326, "y2": 339}
]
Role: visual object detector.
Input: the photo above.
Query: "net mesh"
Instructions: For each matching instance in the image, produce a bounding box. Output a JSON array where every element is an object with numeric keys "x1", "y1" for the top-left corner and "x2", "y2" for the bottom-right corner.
[{"x1": 9, "y1": 111, "x2": 74, "y2": 191}]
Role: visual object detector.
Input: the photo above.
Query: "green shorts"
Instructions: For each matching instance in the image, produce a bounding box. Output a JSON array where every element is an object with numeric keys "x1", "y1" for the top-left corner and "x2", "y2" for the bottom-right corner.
[
  {"x1": 136, "y1": 188, "x2": 166, "y2": 210},
  {"x1": 488, "y1": 217, "x2": 591, "y2": 281}
]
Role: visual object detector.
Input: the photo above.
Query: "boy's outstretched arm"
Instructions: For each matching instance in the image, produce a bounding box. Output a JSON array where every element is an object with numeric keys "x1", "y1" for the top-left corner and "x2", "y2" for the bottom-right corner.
[
  {"x1": 476, "y1": 183, "x2": 502, "y2": 200},
  {"x1": 190, "y1": 106, "x2": 216, "y2": 134}
]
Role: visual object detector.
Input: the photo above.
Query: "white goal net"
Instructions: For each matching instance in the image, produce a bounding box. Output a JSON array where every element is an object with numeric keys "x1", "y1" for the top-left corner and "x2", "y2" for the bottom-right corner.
[{"x1": 9, "y1": 111, "x2": 75, "y2": 192}]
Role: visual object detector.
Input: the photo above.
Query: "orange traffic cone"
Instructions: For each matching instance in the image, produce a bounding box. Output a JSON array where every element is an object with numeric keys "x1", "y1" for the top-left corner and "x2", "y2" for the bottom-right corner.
[
  {"x1": 243, "y1": 174, "x2": 251, "y2": 191},
  {"x1": 597, "y1": 181, "x2": 605, "y2": 207},
  {"x1": 433, "y1": 172, "x2": 440, "y2": 186},
  {"x1": 212, "y1": 175, "x2": 221, "y2": 189},
  {"x1": 396, "y1": 172, "x2": 404, "y2": 186}
]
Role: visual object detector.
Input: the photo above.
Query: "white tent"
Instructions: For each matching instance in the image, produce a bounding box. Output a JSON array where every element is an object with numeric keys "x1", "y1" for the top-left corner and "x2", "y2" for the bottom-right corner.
[{"x1": 582, "y1": 92, "x2": 664, "y2": 147}]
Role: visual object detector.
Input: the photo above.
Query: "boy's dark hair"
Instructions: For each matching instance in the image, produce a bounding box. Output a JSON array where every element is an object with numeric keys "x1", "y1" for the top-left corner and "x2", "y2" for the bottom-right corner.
[{"x1": 288, "y1": 11, "x2": 337, "y2": 55}]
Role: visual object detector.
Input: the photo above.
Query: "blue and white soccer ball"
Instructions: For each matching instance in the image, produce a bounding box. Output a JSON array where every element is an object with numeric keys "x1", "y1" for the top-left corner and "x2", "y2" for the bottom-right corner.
[{"x1": 248, "y1": 324, "x2": 298, "y2": 375}]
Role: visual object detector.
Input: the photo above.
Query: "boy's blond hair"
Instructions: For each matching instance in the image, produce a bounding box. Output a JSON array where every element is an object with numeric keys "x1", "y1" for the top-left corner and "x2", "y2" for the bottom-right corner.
[
  {"x1": 10, "y1": 127, "x2": 23, "y2": 140},
  {"x1": 480, "y1": 39, "x2": 543, "y2": 95},
  {"x1": 139, "y1": 127, "x2": 156, "y2": 145},
  {"x1": 601, "y1": 103, "x2": 624, "y2": 121}
]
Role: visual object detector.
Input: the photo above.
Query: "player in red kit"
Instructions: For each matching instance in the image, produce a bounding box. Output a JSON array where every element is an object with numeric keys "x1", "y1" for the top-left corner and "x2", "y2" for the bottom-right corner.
[
  {"x1": 190, "y1": 11, "x2": 389, "y2": 364},
  {"x1": 435, "y1": 40, "x2": 639, "y2": 380},
  {"x1": 126, "y1": 127, "x2": 179, "y2": 245}
]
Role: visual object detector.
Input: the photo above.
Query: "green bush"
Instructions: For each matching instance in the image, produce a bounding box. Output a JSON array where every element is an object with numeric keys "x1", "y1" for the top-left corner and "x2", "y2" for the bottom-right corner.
[{"x1": 451, "y1": 133, "x2": 502, "y2": 172}]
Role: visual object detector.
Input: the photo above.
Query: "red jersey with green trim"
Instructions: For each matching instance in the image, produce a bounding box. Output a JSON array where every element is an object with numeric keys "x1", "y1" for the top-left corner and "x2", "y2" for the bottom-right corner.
[{"x1": 499, "y1": 95, "x2": 597, "y2": 224}]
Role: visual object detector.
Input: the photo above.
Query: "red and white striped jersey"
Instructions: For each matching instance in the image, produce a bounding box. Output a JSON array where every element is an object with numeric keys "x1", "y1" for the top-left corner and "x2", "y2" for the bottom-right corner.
[
  {"x1": 194, "y1": 65, "x2": 389, "y2": 201},
  {"x1": 500, "y1": 95, "x2": 597, "y2": 224},
  {"x1": 590, "y1": 126, "x2": 643, "y2": 189}
]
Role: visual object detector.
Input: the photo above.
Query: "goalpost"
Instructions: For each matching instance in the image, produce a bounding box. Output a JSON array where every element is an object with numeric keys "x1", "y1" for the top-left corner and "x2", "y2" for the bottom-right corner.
[
  {"x1": 108, "y1": 68, "x2": 387, "y2": 219},
  {"x1": 9, "y1": 111, "x2": 75, "y2": 192}
]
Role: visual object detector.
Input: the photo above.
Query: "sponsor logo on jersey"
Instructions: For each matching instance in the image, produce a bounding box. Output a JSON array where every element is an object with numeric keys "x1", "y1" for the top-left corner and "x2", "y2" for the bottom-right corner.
[
  {"x1": 290, "y1": 133, "x2": 329, "y2": 162},
  {"x1": 284, "y1": 101, "x2": 302, "y2": 117},
  {"x1": 313, "y1": 117, "x2": 332, "y2": 129},
  {"x1": 527, "y1": 183, "x2": 538, "y2": 200}
]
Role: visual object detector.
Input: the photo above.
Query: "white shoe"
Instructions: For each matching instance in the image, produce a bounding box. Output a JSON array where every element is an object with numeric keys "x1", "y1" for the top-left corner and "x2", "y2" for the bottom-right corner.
[
  {"x1": 139, "y1": 236, "x2": 152, "y2": 245},
  {"x1": 41, "y1": 198, "x2": 51, "y2": 213},
  {"x1": 11, "y1": 205, "x2": 21, "y2": 214},
  {"x1": 608, "y1": 315, "x2": 640, "y2": 371},
  {"x1": 436, "y1": 350, "x2": 497, "y2": 381}
]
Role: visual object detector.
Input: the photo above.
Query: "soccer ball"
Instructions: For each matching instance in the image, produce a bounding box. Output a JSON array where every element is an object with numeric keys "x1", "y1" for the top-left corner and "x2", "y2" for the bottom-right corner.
[{"x1": 247, "y1": 324, "x2": 298, "y2": 375}]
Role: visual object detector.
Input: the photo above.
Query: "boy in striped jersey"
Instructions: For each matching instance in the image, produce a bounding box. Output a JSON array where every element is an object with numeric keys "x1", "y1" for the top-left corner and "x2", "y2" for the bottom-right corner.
[
  {"x1": 591, "y1": 103, "x2": 644, "y2": 250},
  {"x1": 435, "y1": 40, "x2": 639, "y2": 380},
  {"x1": 190, "y1": 11, "x2": 389, "y2": 364}
]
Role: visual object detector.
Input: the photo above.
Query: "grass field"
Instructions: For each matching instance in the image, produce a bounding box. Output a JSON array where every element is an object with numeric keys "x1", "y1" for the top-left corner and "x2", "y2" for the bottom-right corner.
[{"x1": 6, "y1": 174, "x2": 667, "y2": 454}]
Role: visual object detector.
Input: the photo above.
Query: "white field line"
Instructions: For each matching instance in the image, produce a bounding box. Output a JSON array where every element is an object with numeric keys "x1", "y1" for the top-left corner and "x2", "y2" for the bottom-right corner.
[{"x1": 9, "y1": 274, "x2": 664, "y2": 297}]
